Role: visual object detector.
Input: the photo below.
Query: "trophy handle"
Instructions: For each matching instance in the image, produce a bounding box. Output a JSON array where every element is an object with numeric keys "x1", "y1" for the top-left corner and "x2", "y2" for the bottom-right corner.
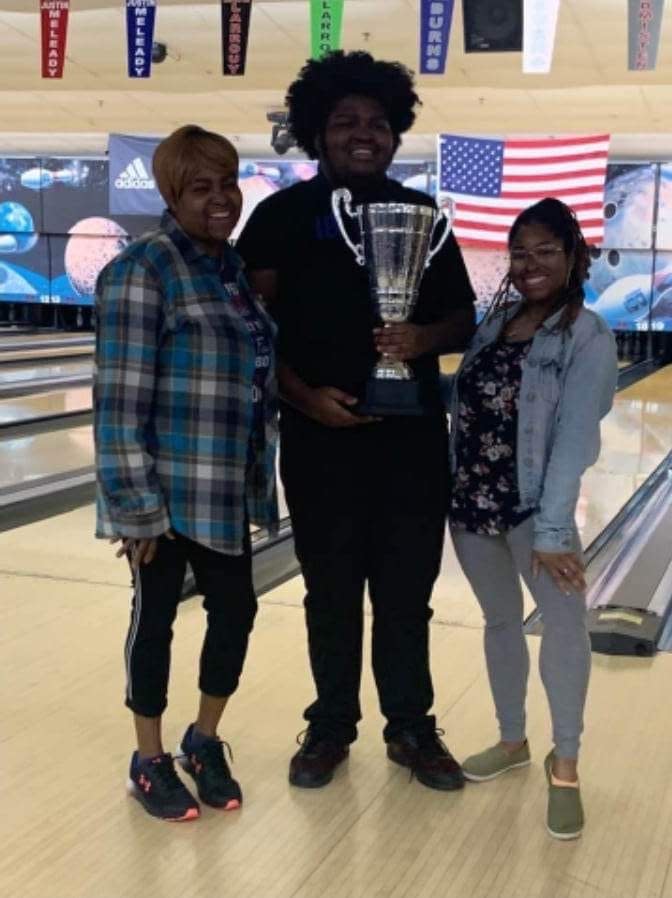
[
  {"x1": 425, "y1": 196, "x2": 456, "y2": 269},
  {"x1": 331, "y1": 188, "x2": 366, "y2": 267}
]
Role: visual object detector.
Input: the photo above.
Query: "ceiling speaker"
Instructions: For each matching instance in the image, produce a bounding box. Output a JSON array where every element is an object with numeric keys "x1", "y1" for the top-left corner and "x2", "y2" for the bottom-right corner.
[{"x1": 462, "y1": 0, "x2": 523, "y2": 53}]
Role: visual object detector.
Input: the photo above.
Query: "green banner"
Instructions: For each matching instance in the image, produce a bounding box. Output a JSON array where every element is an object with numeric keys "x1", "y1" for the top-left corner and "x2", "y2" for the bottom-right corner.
[{"x1": 311, "y1": 0, "x2": 344, "y2": 58}]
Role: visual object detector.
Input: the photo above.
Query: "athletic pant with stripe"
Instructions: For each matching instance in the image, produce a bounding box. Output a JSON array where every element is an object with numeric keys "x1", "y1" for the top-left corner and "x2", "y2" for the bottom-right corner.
[{"x1": 124, "y1": 531, "x2": 257, "y2": 718}]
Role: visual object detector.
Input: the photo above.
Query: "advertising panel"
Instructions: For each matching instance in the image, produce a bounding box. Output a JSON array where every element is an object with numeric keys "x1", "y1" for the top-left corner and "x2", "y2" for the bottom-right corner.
[{"x1": 108, "y1": 135, "x2": 164, "y2": 217}]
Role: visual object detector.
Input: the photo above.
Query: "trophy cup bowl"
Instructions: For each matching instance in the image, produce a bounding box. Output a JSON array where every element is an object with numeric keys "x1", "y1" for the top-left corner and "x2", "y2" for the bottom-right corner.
[{"x1": 332, "y1": 187, "x2": 455, "y2": 415}]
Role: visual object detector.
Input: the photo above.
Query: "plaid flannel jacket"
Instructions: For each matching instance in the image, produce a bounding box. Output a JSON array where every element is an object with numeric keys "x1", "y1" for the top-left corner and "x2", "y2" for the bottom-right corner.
[{"x1": 94, "y1": 211, "x2": 278, "y2": 555}]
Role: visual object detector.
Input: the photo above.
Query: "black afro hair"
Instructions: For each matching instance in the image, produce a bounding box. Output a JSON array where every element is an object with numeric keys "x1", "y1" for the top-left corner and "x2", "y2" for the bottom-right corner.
[{"x1": 285, "y1": 50, "x2": 421, "y2": 159}]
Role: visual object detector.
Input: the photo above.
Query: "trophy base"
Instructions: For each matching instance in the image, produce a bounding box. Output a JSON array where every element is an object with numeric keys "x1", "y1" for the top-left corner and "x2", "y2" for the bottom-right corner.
[{"x1": 358, "y1": 378, "x2": 425, "y2": 417}]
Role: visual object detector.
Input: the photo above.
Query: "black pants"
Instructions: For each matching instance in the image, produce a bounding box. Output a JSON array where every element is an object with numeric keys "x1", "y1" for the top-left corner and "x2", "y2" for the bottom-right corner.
[
  {"x1": 280, "y1": 410, "x2": 448, "y2": 744},
  {"x1": 124, "y1": 532, "x2": 257, "y2": 718}
]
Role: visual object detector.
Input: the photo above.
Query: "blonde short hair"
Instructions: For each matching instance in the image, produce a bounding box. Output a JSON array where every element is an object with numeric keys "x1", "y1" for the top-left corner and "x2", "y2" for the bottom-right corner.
[{"x1": 152, "y1": 125, "x2": 239, "y2": 208}]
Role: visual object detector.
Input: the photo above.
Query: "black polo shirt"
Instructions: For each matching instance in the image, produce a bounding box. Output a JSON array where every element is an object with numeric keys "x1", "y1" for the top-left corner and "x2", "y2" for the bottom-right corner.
[{"x1": 236, "y1": 172, "x2": 475, "y2": 411}]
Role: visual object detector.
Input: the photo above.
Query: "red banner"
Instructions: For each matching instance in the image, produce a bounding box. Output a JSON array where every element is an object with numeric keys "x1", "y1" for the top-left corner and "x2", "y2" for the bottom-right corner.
[
  {"x1": 40, "y1": 0, "x2": 70, "y2": 79},
  {"x1": 221, "y1": 0, "x2": 252, "y2": 76}
]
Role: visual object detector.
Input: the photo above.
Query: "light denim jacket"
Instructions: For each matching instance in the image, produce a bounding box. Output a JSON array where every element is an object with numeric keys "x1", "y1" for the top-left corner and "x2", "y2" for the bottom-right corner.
[{"x1": 448, "y1": 302, "x2": 618, "y2": 553}]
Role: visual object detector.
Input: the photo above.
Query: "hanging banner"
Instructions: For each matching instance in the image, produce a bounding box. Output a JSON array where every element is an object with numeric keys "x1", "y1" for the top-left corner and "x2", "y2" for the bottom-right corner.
[
  {"x1": 109, "y1": 134, "x2": 164, "y2": 215},
  {"x1": 419, "y1": 0, "x2": 454, "y2": 74},
  {"x1": 221, "y1": 0, "x2": 253, "y2": 76},
  {"x1": 126, "y1": 0, "x2": 157, "y2": 78},
  {"x1": 310, "y1": 0, "x2": 344, "y2": 59},
  {"x1": 523, "y1": 0, "x2": 560, "y2": 74},
  {"x1": 40, "y1": 0, "x2": 69, "y2": 79},
  {"x1": 628, "y1": 0, "x2": 665, "y2": 70}
]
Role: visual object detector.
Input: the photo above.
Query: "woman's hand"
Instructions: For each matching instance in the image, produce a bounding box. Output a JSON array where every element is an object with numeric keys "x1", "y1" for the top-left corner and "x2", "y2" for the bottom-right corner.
[
  {"x1": 110, "y1": 530, "x2": 175, "y2": 570},
  {"x1": 373, "y1": 323, "x2": 428, "y2": 362},
  {"x1": 532, "y1": 550, "x2": 586, "y2": 594},
  {"x1": 304, "y1": 386, "x2": 380, "y2": 428}
]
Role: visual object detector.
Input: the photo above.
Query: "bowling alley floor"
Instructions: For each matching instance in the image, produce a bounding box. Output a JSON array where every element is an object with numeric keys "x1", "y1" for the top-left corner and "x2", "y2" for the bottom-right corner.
[{"x1": 2, "y1": 366, "x2": 672, "y2": 898}]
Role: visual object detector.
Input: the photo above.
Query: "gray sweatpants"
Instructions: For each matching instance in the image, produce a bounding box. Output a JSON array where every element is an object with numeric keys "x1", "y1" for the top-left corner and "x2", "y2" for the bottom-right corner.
[{"x1": 451, "y1": 516, "x2": 591, "y2": 759}]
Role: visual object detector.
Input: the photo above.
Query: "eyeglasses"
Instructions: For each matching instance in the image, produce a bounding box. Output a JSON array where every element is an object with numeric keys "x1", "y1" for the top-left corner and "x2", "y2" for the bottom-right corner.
[{"x1": 508, "y1": 246, "x2": 565, "y2": 265}]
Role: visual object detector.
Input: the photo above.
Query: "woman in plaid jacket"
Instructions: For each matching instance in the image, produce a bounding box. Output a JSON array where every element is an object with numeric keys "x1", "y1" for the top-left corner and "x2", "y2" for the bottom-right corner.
[{"x1": 94, "y1": 125, "x2": 277, "y2": 823}]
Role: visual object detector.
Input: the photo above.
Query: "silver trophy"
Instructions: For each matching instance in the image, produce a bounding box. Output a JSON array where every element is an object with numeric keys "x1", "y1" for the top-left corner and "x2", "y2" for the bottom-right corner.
[{"x1": 332, "y1": 187, "x2": 455, "y2": 415}]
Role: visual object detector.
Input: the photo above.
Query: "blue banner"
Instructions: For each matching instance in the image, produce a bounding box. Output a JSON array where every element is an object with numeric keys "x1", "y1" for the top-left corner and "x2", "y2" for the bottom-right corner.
[
  {"x1": 126, "y1": 0, "x2": 157, "y2": 78},
  {"x1": 419, "y1": 0, "x2": 454, "y2": 74},
  {"x1": 108, "y1": 134, "x2": 163, "y2": 215}
]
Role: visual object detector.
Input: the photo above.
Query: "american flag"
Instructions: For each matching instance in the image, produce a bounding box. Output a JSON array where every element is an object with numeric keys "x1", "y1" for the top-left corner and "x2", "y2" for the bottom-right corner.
[{"x1": 438, "y1": 133, "x2": 610, "y2": 248}]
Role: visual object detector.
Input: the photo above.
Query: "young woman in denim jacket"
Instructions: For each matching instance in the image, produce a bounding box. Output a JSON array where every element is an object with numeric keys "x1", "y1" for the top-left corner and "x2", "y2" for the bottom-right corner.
[{"x1": 448, "y1": 198, "x2": 617, "y2": 840}]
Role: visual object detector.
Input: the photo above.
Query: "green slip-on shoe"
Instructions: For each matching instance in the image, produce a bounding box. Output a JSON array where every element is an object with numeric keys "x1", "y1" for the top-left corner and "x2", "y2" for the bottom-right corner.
[
  {"x1": 462, "y1": 741, "x2": 531, "y2": 782},
  {"x1": 544, "y1": 751, "x2": 584, "y2": 840}
]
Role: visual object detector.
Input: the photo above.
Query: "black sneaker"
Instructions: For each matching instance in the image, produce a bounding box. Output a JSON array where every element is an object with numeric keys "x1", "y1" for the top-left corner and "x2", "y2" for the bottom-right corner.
[
  {"x1": 176, "y1": 724, "x2": 242, "y2": 810},
  {"x1": 127, "y1": 751, "x2": 200, "y2": 821},
  {"x1": 289, "y1": 729, "x2": 349, "y2": 788},
  {"x1": 387, "y1": 729, "x2": 465, "y2": 791}
]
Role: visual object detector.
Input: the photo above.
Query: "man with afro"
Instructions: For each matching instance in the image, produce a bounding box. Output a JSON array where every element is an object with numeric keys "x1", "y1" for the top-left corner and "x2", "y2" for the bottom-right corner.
[{"x1": 237, "y1": 50, "x2": 476, "y2": 792}]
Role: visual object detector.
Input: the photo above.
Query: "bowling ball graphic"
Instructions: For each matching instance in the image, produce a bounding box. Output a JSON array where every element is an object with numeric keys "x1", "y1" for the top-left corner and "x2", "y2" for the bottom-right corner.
[
  {"x1": 65, "y1": 217, "x2": 129, "y2": 296},
  {"x1": 0, "y1": 202, "x2": 38, "y2": 253}
]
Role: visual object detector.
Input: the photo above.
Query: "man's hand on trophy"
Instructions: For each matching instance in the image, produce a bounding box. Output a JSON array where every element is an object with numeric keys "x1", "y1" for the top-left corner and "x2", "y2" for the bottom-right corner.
[
  {"x1": 373, "y1": 323, "x2": 428, "y2": 361},
  {"x1": 305, "y1": 386, "x2": 381, "y2": 428}
]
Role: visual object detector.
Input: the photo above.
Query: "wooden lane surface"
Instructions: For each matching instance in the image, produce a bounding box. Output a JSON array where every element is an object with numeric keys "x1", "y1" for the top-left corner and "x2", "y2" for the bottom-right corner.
[
  {"x1": 0, "y1": 345, "x2": 92, "y2": 365},
  {"x1": 0, "y1": 359, "x2": 91, "y2": 390},
  {"x1": 2, "y1": 500, "x2": 672, "y2": 898},
  {"x1": 0, "y1": 425, "x2": 93, "y2": 492},
  {"x1": 0, "y1": 387, "x2": 91, "y2": 425}
]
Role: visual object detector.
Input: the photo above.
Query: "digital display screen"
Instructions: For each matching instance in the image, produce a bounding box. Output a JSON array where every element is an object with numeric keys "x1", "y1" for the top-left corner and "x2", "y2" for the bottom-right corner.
[
  {"x1": 585, "y1": 249, "x2": 653, "y2": 331},
  {"x1": 0, "y1": 157, "x2": 44, "y2": 233},
  {"x1": 652, "y1": 252, "x2": 672, "y2": 332},
  {"x1": 656, "y1": 164, "x2": 672, "y2": 251},
  {"x1": 601, "y1": 163, "x2": 656, "y2": 250},
  {"x1": 0, "y1": 235, "x2": 50, "y2": 304},
  {"x1": 41, "y1": 157, "x2": 157, "y2": 237}
]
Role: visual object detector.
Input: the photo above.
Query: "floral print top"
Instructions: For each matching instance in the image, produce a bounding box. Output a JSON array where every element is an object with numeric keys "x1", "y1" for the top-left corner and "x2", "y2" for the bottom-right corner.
[{"x1": 450, "y1": 338, "x2": 535, "y2": 535}]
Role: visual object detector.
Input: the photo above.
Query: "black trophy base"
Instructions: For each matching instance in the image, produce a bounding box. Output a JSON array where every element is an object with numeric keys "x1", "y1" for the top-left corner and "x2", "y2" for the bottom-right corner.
[{"x1": 358, "y1": 378, "x2": 424, "y2": 416}]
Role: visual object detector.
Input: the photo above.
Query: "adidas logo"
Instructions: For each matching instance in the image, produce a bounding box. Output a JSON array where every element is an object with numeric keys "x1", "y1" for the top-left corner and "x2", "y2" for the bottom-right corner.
[{"x1": 114, "y1": 157, "x2": 155, "y2": 190}]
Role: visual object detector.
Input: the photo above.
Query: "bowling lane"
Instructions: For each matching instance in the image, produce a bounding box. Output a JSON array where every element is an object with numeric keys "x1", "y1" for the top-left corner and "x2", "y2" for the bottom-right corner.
[
  {"x1": 0, "y1": 344, "x2": 92, "y2": 365},
  {"x1": 0, "y1": 416, "x2": 289, "y2": 523},
  {"x1": 0, "y1": 424, "x2": 93, "y2": 488},
  {"x1": 0, "y1": 387, "x2": 91, "y2": 427},
  {"x1": 0, "y1": 359, "x2": 91, "y2": 395},
  {"x1": 0, "y1": 332, "x2": 92, "y2": 347},
  {"x1": 579, "y1": 363, "x2": 672, "y2": 545}
]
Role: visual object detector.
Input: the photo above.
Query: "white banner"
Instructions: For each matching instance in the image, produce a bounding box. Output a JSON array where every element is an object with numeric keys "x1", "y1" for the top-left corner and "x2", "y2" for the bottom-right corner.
[{"x1": 523, "y1": 0, "x2": 560, "y2": 74}]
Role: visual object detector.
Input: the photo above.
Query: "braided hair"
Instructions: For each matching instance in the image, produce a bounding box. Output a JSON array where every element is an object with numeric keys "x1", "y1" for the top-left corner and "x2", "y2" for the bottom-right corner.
[
  {"x1": 285, "y1": 50, "x2": 421, "y2": 159},
  {"x1": 487, "y1": 197, "x2": 592, "y2": 333}
]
